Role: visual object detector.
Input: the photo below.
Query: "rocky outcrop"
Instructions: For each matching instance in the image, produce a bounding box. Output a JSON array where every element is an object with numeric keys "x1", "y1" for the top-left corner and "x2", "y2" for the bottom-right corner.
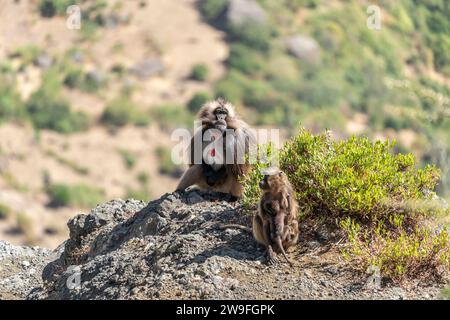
[
  {"x1": 227, "y1": 0, "x2": 268, "y2": 26},
  {"x1": 0, "y1": 241, "x2": 54, "y2": 299},
  {"x1": 0, "y1": 191, "x2": 445, "y2": 299}
]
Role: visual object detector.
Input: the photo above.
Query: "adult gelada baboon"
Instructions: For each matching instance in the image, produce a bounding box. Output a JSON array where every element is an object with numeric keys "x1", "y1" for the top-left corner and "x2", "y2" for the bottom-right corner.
[{"x1": 176, "y1": 98, "x2": 255, "y2": 198}]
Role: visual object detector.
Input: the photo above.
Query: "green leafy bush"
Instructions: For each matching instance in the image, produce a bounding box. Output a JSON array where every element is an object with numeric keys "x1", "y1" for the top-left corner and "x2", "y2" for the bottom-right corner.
[
  {"x1": 0, "y1": 77, "x2": 25, "y2": 123},
  {"x1": 151, "y1": 104, "x2": 194, "y2": 131},
  {"x1": 187, "y1": 92, "x2": 210, "y2": 113},
  {"x1": 242, "y1": 129, "x2": 449, "y2": 282},
  {"x1": 214, "y1": 70, "x2": 247, "y2": 104},
  {"x1": 9, "y1": 46, "x2": 42, "y2": 66},
  {"x1": 228, "y1": 22, "x2": 272, "y2": 52},
  {"x1": 64, "y1": 69, "x2": 106, "y2": 93},
  {"x1": 198, "y1": 0, "x2": 228, "y2": 21},
  {"x1": 101, "y1": 98, "x2": 149, "y2": 128},
  {"x1": 228, "y1": 44, "x2": 264, "y2": 76},
  {"x1": 190, "y1": 64, "x2": 209, "y2": 81},
  {"x1": 26, "y1": 69, "x2": 89, "y2": 133},
  {"x1": 0, "y1": 203, "x2": 12, "y2": 220},
  {"x1": 47, "y1": 183, "x2": 104, "y2": 208},
  {"x1": 39, "y1": 0, "x2": 73, "y2": 18},
  {"x1": 26, "y1": 90, "x2": 89, "y2": 133}
]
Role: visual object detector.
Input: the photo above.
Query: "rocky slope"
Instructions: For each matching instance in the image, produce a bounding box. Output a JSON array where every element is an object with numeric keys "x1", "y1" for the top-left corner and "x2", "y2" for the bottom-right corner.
[{"x1": 0, "y1": 190, "x2": 446, "y2": 299}]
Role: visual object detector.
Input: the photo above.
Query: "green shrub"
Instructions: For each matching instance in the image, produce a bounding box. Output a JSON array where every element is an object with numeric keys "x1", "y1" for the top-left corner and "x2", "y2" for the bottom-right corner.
[
  {"x1": 26, "y1": 90, "x2": 89, "y2": 133},
  {"x1": 118, "y1": 148, "x2": 137, "y2": 170},
  {"x1": 198, "y1": 0, "x2": 228, "y2": 21},
  {"x1": 214, "y1": 71, "x2": 247, "y2": 104},
  {"x1": 64, "y1": 69, "x2": 105, "y2": 93},
  {"x1": 228, "y1": 44, "x2": 264, "y2": 75},
  {"x1": 47, "y1": 183, "x2": 104, "y2": 208},
  {"x1": 242, "y1": 80, "x2": 279, "y2": 112},
  {"x1": 39, "y1": 0, "x2": 72, "y2": 18},
  {"x1": 190, "y1": 64, "x2": 209, "y2": 81},
  {"x1": 101, "y1": 98, "x2": 149, "y2": 128},
  {"x1": 296, "y1": 71, "x2": 343, "y2": 108},
  {"x1": 242, "y1": 129, "x2": 449, "y2": 282},
  {"x1": 187, "y1": 92, "x2": 210, "y2": 113},
  {"x1": 9, "y1": 46, "x2": 41, "y2": 65},
  {"x1": 151, "y1": 104, "x2": 194, "y2": 131},
  {"x1": 228, "y1": 22, "x2": 272, "y2": 52},
  {"x1": 0, "y1": 203, "x2": 12, "y2": 220},
  {"x1": 0, "y1": 77, "x2": 25, "y2": 123},
  {"x1": 26, "y1": 69, "x2": 89, "y2": 133}
]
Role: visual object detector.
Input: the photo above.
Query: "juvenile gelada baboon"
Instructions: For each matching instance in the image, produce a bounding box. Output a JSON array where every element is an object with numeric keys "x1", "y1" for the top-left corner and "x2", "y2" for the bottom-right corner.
[
  {"x1": 176, "y1": 98, "x2": 255, "y2": 198},
  {"x1": 253, "y1": 167, "x2": 299, "y2": 265},
  {"x1": 220, "y1": 167, "x2": 299, "y2": 265}
]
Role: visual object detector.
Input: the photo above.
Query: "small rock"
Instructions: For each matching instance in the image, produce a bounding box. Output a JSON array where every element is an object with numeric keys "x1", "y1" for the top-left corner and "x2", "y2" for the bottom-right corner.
[
  {"x1": 187, "y1": 192, "x2": 203, "y2": 205},
  {"x1": 34, "y1": 54, "x2": 53, "y2": 69},
  {"x1": 86, "y1": 70, "x2": 104, "y2": 86},
  {"x1": 307, "y1": 241, "x2": 321, "y2": 250},
  {"x1": 21, "y1": 261, "x2": 30, "y2": 268},
  {"x1": 227, "y1": 0, "x2": 267, "y2": 26},
  {"x1": 285, "y1": 35, "x2": 321, "y2": 64},
  {"x1": 130, "y1": 59, "x2": 165, "y2": 79}
]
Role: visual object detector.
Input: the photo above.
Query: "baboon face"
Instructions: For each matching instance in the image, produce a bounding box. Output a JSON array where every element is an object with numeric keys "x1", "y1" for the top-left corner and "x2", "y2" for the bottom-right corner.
[
  {"x1": 211, "y1": 105, "x2": 229, "y2": 132},
  {"x1": 259, "y1": 172, "x2": 285, "y2": 190}
]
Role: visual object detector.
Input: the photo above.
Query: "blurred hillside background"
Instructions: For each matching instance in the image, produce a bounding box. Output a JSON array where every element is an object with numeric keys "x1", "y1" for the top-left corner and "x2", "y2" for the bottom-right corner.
[{"x1": 0, "y1": 0, "x2": 448, "y2": 248}]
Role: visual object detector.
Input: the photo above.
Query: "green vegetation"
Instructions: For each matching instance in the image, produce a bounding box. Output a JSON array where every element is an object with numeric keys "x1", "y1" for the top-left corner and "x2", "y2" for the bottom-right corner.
[
  {"x1": 0, "y1": 203, "x2": 12, "y2": 220},
  {"x1": 187, "y1": 92, "x2": 211, "y2": 113},
  {"x1": 46, "y1": 183, "x2": 104, "y2": 208},
  {"x1": 198, "y1": 0, "x2": 450, "y2": 201},
  {"x1": 151, "y1": 104, "x2": 194, "y2": 131},
  {"x1": 242, "y1": 129, "x2": 449, "y2": 282},
  {"x1": 198, "y1": 0, "x2": 228, "y2": 21},
  {"x1": 64, "y1": 68, "x2": 106, "y2": 93},
  {"x1": 101, "y1": 97, "x2": 149, "y2": 128},
  {"x1": 190, "y1": 64, "x2": 209, "y2": 81},
  {"x1": 441, "y1": 286, "x2": 450, "y2": 299},
  {"x1": 118, "y1": 148, "x2": 137, "y2": 170},
  {"x1": 45, "y1": 149, "x2": 89, "y2": 175},
  {"x1": 155, "y1": 146, "x2": 183, "y2": 177},
  {"x1": 9, "y1": 45, "x2": 42, "y2": 68},
  {"x1": 39, "y1": 0, "x2": 73, "y2": 18},
  {"x1": 26, "y1": 69, "x2": 90, "y2": 133},
  {"x1": 0, "y1": 76, "x2": 25, "y2": 124}
]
